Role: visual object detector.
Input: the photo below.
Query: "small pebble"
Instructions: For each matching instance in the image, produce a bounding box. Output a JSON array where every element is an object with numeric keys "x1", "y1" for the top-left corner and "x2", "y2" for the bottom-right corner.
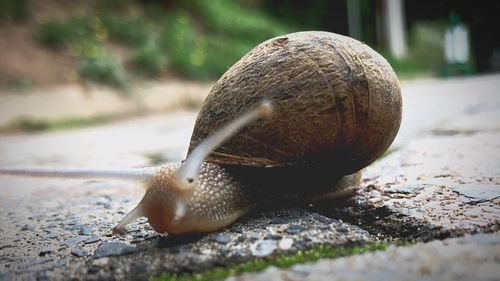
[
  {"x1": 231, "y1": 226, "x2": 243, "y2": 233},
  {"x1": 237, "y1": 235, "x2": 246, "y2": 242},
  {"x1": 71, "y1": 249, "x2": 87, "y2": 258},
  {"x1": 312, "y1": 213, "x2": 332, "y2": 224},
  {"x1": 37, "y1": 270, "x2": 57, "y2": 281},
  {"x1": 94, "y1": 241, "x2": 138, "y2": 258},
  {"x1": 335, "y1": 225, "x2": 349, "y2": 233},
  {"x1": 41, "y1": 233, "x2": 57, "y2": 241},
  {"x1": 91, "y1": 257, "x2": 110, "y2": 267},
  {"x1": 285, "y1": 225, "x2": 306, "y2": 235},
  {"x1": 38, "y1": 248, "x2": 52, "y2": 257},
  {"x1": 250, "y1": 240, "x2": 277, "y2": 257},
  {"x1": 278, "y1": 238, "x2": 294, "y2": 250},
  {"x1": 265, "y1": 234, "x2": 283, "y2": 240},
  {"x1": 0, "y1": 245, "x2": 14, "y2": 250},
  {"x1": 212, "y1": 234, "x2": 231, "y2": 244},
  {"x1": 78, "y1": 225, "x2": 93, "y2": 236},
  {"x1": 20, "y1": 225, "x2": 34, "y2": 231},
  {"x1": 83, "y1": 236, "x2": 101, "y2": 244},
  {"x1": 368, "y1": 197, "x2": 383, "y2": 204},
  {"x1": 62, "y1": 235, "x2": 91, "y2": 248},
  {"x1": 0, "y1": 272, "x2": 13, "y2": 281}
]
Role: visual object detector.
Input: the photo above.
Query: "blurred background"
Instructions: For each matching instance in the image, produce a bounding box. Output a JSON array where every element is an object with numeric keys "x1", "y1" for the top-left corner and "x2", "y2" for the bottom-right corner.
[
  {"x1": 0, "y1": 0, "x2": 498, "y2": 131},
  {"x1": 1, "y1": 0, "x2": 498, "y2": 88}
]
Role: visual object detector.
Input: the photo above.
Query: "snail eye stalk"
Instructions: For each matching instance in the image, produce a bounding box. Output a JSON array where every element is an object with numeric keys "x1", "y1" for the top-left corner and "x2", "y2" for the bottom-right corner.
[{"x1": 176, "y1": 101, "x2": 273, "y2": 188}]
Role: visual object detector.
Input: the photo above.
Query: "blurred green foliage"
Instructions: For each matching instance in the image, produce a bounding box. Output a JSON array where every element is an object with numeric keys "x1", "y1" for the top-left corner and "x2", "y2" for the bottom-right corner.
[
  {"x1": 381, "y1": 52, "x2": 428, "y2": 79},
  {"x1": 101, "y1": 13, "x2": 152, "y2": 46},
  {"x1": 162, "y1": 0, "x2": 290, "y2": 79},
  {"x1": 75, "y1": 41, "x2": 129, "y2": 88},
  {"x1": 32, "y1": 0, "x2": 441, "y2": 86},
  {"x1": 408, "y1": 21, "x2": 447, "y2": 72},
  {"x1": 38, "y1": 17, "x2": 91, "y2": 48},
  {"x1": 131, "y1": 41, "x2": 167, "y2": 76},
  {"x1": 34, "y1": 0, "x2": 291, "y2": 86},
  {"x1": 382, "y1": 21, "x2": 448, "y2": 78},
  {"x1": 0, "y1": 0, "x2": 30, "y2": 21}
]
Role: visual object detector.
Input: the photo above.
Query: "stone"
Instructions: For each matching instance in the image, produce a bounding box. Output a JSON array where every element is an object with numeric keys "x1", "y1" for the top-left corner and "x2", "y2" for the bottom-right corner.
[
  {"x1": 384, "y1": 185, "x2": 425, "y2": 194},
  {"x1": 334, "y1": 224, "x2": 349, "y2": 233},
  {"x1": 311, "y1": 213, "x2": 332, "y2": 224},
  {"x1": 449, "y1": 183, "x2": 500, "y2": 203},
  {"x1": 62, "y1": 235, "x2": 91, "y2": 248},
  {"x1": 83, "y1": 236, "x2": 101, "y2": 244},
  {"x1": 41, "y1": 233, "x2": 57, "y2": 241},
  {"x1": 94, "y1": 242, "x2": 138, "y2": 258},
  {"x1": 20, "y1": 225, "x2": 34, "y2": 231},
  {"x1": 91, "y1": 257, "x2": 110, "y2": 267},
  {"x1": 0, "y1": 245, "x2": 14, "y2": 250},
  {"x1": 212, "y1": 233, "x2": 231, "y2": 245},
  {"x1": 231, "y1": 225, "x2": 243, "y2": 233},
  {"x1": 38, "y1": 248, "x2": 53, "y2": 257},
  {"x1": 264, "y1": 234, "x2": 283, "y2": 240},
  {"x1": 250, "y1": 240, "x2": 277, "y2": 257},
  {"x1": 0, "y1": 272, "x2": 13, "y2": 281},
  {"x1": 285, "y1": 225, "x2": 305, "y2": 235},
  {"x1": 278, "y1": 238, "x2": 294, "y2": 250},
  {"x1": 78, "y1": 225, "x2": 93, "y2": 236},
  {"x1": 71, "y1": 249, "x2": 87, "y2": 258},
  {"x1": 36, "y1": 270, "x2": 58, "y2": 281}
]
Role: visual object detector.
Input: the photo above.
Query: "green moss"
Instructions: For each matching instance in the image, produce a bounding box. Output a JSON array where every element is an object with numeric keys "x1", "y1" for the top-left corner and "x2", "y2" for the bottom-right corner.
[{"x1": 151, "y1": 242, "x2": 390, "y2": 281}]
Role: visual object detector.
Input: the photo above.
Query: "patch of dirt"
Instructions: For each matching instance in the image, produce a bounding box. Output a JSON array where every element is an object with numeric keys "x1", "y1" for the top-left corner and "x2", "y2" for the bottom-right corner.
[
  {"x1": 0, "y1": 0, "x2": 100, "y2": 88},
  {"x1": 0, "y1": 23, "x2": 76, "y2": 87}
]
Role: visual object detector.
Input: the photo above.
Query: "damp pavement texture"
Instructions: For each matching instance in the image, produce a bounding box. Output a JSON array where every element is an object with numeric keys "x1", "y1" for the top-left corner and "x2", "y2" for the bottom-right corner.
[{"x1": 0, "y1": 74, "x2": 499, "y2": 280}]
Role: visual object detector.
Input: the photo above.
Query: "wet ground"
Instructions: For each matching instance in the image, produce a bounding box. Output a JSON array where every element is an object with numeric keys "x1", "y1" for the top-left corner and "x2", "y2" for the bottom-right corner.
[{"x1": 0, "y1": 75, "x2": 499, "y2": 280}]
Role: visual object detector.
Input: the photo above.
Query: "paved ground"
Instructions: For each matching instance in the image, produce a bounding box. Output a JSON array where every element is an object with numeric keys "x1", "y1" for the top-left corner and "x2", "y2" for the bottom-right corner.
[
  {"x1": 229, "y1": 232, "x2": 500, "y2": 281},
  {"x1": 0, "y1": 80, "x2": 212, "y2": 128},
  {"x1": 0, "y1": 75, "x2": 499, "y2": 280}
]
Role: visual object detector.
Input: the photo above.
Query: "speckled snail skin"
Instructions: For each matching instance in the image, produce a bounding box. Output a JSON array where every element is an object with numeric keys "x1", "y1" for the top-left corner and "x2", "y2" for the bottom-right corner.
[{"x1": 0, "y1": 31, "x2": 402, "y2": 235}]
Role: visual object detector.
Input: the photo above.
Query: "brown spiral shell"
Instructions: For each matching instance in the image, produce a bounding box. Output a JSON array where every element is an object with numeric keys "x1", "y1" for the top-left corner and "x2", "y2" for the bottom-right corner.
[{"x1": 188, "y1": 31, "x2": 402, "y2": 176}]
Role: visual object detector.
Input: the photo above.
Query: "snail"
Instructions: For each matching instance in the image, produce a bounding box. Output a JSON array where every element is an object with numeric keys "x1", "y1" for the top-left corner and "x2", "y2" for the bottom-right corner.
[{"x1": 0, "y1": 31, "x2": 402, "y2": 235}]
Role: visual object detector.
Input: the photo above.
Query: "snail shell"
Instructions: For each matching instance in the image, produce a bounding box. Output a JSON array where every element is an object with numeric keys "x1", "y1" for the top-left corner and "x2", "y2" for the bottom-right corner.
[{"x1": 189, "y1": 31, "x2": 402, "y2": 178}]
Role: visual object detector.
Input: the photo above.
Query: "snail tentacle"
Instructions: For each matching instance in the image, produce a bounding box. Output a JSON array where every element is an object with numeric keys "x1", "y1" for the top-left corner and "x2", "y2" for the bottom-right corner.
[
  {"x1": 112, "y1": 204, "x2": 145, "y2": 235},
  {"x1": 176, "y1": 100, "x2": 273, "y2": 188},
  {"x1": 0, "y1": 166, "x2": 159, "y2": 182}
]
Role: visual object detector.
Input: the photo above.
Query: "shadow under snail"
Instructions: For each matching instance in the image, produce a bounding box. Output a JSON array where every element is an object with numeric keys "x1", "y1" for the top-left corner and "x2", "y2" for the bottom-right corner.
[{"x1": 0, "y1": 31, "x2": 402, "y2": 235}]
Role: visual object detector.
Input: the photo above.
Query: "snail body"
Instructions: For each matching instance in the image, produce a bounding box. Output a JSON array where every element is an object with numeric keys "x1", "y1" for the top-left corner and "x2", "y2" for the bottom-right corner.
[
  {"x1": 133, "y1": 31, "x2": 401, "y2": 234},
  {"x1": 0, "y1": 31, "x2": 401, "y2": 235}
]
